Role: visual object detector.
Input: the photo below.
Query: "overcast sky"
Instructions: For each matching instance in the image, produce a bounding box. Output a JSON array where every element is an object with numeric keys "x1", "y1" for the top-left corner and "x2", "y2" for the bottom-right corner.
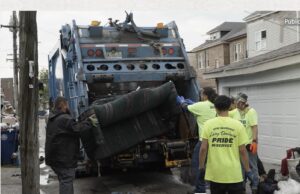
[{"x1": 1, "y1": 0, "x2": 300, "y2": 78}]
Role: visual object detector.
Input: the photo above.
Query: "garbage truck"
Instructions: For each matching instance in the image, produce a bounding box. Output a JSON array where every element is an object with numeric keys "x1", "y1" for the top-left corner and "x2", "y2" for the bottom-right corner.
[{"x1": 48, "y1": 12, "x2": 201, "y2": 174}]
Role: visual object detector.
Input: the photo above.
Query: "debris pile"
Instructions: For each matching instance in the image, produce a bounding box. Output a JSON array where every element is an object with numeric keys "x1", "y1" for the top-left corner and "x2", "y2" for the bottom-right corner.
[{"x1": 274, "y1": 178, "x2": 300, "y2": 194}]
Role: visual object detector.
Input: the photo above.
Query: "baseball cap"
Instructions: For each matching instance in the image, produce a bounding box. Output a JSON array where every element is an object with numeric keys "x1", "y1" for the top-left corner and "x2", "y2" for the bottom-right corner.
[{"x1": 236, "y1": 92, "x2": 248, "y2": 103}]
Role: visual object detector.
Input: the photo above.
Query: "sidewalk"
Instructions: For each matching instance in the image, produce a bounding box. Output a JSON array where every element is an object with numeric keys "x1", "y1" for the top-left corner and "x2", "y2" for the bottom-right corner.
[{"x1": 1, "y1": 166, "x2": 22, "y2": 194}]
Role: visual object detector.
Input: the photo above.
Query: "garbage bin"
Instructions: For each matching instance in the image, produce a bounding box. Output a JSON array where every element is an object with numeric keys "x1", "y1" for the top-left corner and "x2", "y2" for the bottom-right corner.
[{"x1": 1, "y1": 129, "x2": 18, "y2": 165}]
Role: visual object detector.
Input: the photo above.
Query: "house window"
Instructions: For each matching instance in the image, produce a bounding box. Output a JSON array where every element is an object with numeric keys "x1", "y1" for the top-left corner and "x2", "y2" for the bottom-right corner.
[
  {"x1": 244, "y1": 43, "x2": 247, "y2": 58},
  {"x1": 205, "y1": 50, "x2": 209, "y2": 67},
  {"x1": 215, "y1": 59, "x2": 219, "y2": 68},
  {"x1": 210, "y1": 32, "x2": 220, "y2": 40},
  {"x1": 234, "y1": 43, "x2": 242, "y2": 61},
  {"x1": 233, "y1": 43, "x2": 242, "y2": 62},
  {"x1": 197, "y1": 53, "x2": 203, "y2": 69},
  {"x1": 255, "y1": 30, "x2": 267, "y2": 51}
]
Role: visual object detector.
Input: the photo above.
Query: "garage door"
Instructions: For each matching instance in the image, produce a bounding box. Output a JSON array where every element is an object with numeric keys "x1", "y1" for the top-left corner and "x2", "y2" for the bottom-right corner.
[{"x1": 229, "y1": 81, "x2": 300, "y2": 163}]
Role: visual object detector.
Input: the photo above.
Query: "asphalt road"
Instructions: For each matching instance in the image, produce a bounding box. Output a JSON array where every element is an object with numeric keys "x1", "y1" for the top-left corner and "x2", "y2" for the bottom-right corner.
[{"x1": 40, "y1": 170, "x2": 194, "y2": 194}]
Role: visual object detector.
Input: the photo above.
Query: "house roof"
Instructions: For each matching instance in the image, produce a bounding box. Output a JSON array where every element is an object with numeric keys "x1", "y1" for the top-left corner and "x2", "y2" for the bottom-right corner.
[
  {"x1": 224, "y1": 28, "x2": 246, "y2": 41},
  {"x1": 206, "y1": 22, "x2": 245, "y2": 34},
  {"x1": 243, "y1": 11, "x2": 276, "y2": 22},
  {"x1": 204, "y1": 41, "x2": 300, "y2": 76},
  {"x1": 191, "y1": 22, "x2": 245, "y2": 52}
]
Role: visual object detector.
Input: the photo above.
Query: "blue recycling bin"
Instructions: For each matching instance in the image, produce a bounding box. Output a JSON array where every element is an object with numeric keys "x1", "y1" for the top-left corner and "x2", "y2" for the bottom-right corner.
[{"x1": 1, "y1": 130, "x2": 18, "y2": 165}]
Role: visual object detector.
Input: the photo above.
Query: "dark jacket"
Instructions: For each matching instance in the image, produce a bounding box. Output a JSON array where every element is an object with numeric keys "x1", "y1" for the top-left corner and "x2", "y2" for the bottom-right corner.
[{"x1": 45, "y1": 110, "x2": 91, "y2": 168}]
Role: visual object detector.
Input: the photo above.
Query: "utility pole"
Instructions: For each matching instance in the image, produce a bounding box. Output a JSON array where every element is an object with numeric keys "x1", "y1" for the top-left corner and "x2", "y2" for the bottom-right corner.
[
  {"x1": 1, "y1": 11, "x2": 19, "y2": 117},
  {"x1": 19, "y1": 11, "x2": 39, "y2": 194},
  {"x1": 12, "y1": 11, "x2": 19, "y2": 117}
]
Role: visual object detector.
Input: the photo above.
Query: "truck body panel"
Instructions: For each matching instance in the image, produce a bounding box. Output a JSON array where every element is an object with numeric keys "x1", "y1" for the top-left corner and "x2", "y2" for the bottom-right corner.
[{"x1": 48, "y1": 13, "x2": 200, "y2": 170}]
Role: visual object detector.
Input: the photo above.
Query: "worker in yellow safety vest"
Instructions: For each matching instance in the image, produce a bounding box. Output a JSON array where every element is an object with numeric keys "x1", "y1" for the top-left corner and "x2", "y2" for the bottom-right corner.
[
  {"x1": 229, "y1": 93, "x2": 259, "y2": 194},
  {"x1": 178, "y1": 87, "x2": 217, "y2": 193},
  {"x1": 199, "y1": 95, "x2": 256, "y2": 194}
]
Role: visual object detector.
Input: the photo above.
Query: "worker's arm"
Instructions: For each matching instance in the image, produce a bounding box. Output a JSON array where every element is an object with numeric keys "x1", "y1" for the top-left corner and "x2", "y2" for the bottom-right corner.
[
  {"x1": 63, "y1": 115, "x2": 93, "y2": 134},
  {"x1": 249, "y1": 125, "x2": 258, "y2": 154},
  {"x1": 238, "y1": 123, "x2": 250, "y2": 172},
  {"x1": 199, "y1": 138, "x2": 208, "y2": 169},
  {"x1": 187, "y1": 102, "x2": 202, "y2": 116},
  {"x1": 248, "y1": 108, "x2": 258, "y2": 154},
  {"x1": 251, "y1": 125, "x2": 258, "y2": 142},
  {"x1": 176, "y1": 96, "x2": 195, "y2": 111},
  {"x1": 239, "y1": 144, "x2": 250, "y2": 172},
  {"x1": 248, "y1": 108, "x2": 258, "y2": 142}
]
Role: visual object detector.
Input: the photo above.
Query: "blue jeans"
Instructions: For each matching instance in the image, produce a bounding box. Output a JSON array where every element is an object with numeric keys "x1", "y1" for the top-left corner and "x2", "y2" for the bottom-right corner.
[
  {"x1": 52, "y1": 167, "x2": 76, "y2": 194},
  {"x1": 242, "y1": 150, "x2": 259, "y2": 190},
  {"x1": 192, "y1": 141, "x2": 206, "y2": 193},
  {"x1": 248, "y1": 151, "x2": 259, "y2": 189}
]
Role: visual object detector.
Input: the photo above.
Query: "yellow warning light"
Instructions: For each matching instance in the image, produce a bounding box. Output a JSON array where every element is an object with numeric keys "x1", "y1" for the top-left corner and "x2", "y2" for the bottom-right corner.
[
  {"x1": 156, "y1": 22, "x2": 164, "y2": 29},
  {"x1": 91, "y1": 21, "x2": 101, "y2": 26}
]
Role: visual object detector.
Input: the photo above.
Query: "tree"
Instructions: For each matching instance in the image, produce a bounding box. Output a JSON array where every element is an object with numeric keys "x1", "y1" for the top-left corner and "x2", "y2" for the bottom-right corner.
[{"x1": 39, "y1": 68, "x2": 49, "y2": 109}]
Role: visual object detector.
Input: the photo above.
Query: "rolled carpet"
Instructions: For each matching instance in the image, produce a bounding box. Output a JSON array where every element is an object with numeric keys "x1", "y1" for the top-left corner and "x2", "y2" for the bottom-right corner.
[{"x1": 80, "y1": 81, "x2": 181, "y2": 160}]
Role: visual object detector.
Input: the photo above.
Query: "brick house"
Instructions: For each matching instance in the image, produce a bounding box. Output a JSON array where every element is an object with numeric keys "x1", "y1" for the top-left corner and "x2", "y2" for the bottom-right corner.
[
  {"x1": 203, "y1": 11, "x2": 300, "y2": 163},
  {"x1": 0, "y1": 78, "x2": 14, "y2": 106},
  {"x1": 226, "y1": 28, "x2": 247, "y2": 64},
  {"x1": 188, "y1": 22, "x2": 246, "y2": 88}
]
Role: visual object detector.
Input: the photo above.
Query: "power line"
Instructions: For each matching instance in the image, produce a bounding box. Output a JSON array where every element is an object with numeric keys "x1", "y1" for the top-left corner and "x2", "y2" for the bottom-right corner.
[{"x1": 1, "y1": 11, "x2": 19, "y2": 113}]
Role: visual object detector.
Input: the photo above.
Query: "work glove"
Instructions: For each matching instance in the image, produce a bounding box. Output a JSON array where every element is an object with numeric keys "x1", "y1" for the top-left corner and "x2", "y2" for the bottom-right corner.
[
  {"x1": 88, "y1": 114, "x2": 105, "y2": 145},
  {"x1": 88, "y1": 114, "x2": 99, "y2": 127},
  {"x1": 176, "y1": 96, "x2": 185, "y2": 105},
  {"x1": 246, "y1": 170, "x2": 259, "y2": 188},
  {"x1": 176, "y1": 96, "x2": 195, "y2": 105},
  {"x1": 250, "y1": 141, "x2": 258, "y2": 154},
  {"x1": 176, "y1": 96, "x2": 188, "y2": 112}
]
